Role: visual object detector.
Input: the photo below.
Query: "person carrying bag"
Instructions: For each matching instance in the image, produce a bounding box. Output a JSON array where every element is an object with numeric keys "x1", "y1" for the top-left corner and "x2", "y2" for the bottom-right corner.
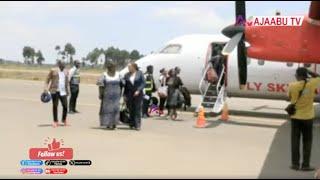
[
  {"x1": 285, "y1": 80, "x2": 306, "y2": 116},
  {"x1": 158, "y1": 68, "x2": 168, "y2": 116},
  {"x1": 287, "y1": 67, "x2": 320, "y2": 171}
]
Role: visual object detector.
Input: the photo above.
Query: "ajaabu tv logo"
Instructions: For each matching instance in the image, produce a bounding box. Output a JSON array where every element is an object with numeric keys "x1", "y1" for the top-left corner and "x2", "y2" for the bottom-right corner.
[
  {"x1": 29, "y1": 138, "x2": 73, "y2": 160},
  {"x1": 236, "y1": 15, "x2": 304, "y2": 27}
]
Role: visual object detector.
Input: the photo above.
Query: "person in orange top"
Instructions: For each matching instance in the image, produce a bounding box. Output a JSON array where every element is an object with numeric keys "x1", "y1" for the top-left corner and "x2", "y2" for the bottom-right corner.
[{"x1": 288, "y1": 67, "x2": 320, "y2": 171}]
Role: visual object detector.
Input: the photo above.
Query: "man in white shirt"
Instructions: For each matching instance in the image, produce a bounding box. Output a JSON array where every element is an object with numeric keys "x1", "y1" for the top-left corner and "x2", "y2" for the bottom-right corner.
[
  {"x1": 44, "y1": 60, "x2": 69, "y2": 128},
  {"x1": 68, "y1": 60, "x2": 81, "y2": 114}
]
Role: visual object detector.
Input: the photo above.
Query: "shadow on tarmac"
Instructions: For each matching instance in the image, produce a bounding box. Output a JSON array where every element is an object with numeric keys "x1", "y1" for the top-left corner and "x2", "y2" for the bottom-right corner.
[
  {"x1": 205, "y1": 115, "x2": 320, "y2": 178},
  {"x1": 258, "y1": 121, "x2": 320, "y2": 178},
  {"x1": 37, "y1": 124, "x2": 67, "y2": 127},
  {"x1": 89, "y1": 126, "x2": 136, "y2": 131},
  {"x1": 37, "y1": 124, "x2": 53, "y2": 127},
  {"x1": 205, "y1": 119, "x2": 281, "y2": 129}
]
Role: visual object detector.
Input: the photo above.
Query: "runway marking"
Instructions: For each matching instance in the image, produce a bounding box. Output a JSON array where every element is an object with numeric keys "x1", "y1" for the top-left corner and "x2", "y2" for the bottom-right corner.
[{"x1": 0, "y1": 96, "x2": 100, "y2": 107}]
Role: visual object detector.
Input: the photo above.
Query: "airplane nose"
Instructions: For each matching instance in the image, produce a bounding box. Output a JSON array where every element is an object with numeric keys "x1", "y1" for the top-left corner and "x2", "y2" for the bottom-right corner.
[{"x1": 222, "y1": 24, "x2": 244, "y2": 38}]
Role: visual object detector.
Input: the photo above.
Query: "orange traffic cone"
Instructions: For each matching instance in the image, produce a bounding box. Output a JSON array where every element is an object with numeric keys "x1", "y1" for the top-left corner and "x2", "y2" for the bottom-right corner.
[
  {"x1": 195, "y1": 106, "x2": 207, "y2": 128},
  {"x1": 221, "y1": 103, "x2": 229, "y2": 121}
]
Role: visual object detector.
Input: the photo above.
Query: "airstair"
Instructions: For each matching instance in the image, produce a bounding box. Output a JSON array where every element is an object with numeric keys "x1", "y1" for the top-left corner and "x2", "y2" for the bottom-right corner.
[{"x1": 198, "y1": 63, "x2": 226, "y2": 113}]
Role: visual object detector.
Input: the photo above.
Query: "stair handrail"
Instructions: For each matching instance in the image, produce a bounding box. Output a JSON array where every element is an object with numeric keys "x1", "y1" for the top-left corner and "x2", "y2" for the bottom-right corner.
[
  {"x1": 216, "y1": 65, "x2": 225, "y2": 93},
  {"x1": 199, "y1": 63, "x2": 212, "y2": 97}
]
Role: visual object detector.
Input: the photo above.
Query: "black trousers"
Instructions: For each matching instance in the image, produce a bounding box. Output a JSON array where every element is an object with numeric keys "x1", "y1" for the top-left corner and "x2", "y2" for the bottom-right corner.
[
  {"x1": 69, "y1": 84, "x2": 79, "y2": 112},
  {"x1": 291, "y1": 119, "x2": 313, "y2": 167},
  {"x1": 127, "y1": 97, "x2": 143, "y2": 128},
  {"x1": 142, "y1": 93, "x2": 152, "y2": 116},
  {"x1": 52, "y1": 92, "x2": 68, "y2": 122},
  {"x1": 159, "y1": 97, "x2": 167, "y2": 111}
]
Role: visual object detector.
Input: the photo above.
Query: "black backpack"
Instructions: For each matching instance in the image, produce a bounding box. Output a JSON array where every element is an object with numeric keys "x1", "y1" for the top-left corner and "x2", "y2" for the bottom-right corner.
[{"x1": 179, "y1": 86, "x2": 192, "y2": 110}]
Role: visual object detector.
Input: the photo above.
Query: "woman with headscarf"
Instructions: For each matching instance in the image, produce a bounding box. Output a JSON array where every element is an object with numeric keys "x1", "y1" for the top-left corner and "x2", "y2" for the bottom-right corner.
[
  {"x1": 166, "y1": 68, "x2": 183, "y2": 120},
  {"x1": 97, "y1": 62, "x2": 122, "y2": 130}
]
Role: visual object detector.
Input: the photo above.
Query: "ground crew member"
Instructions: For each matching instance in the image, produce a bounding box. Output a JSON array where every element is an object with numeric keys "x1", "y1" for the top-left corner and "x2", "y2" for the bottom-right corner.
[
  {"x1": 44, "y1": 60, "x2": 69, "y2": 128},
  {"x1": 142, "y1": 65, "x2": 156, "y2": 118},
  {"x1": 288, "y1": 67, "x2": 319, "y2": 171},
  {"x1": 68, "y1": 60, "x2": 81, "y2": 114}
]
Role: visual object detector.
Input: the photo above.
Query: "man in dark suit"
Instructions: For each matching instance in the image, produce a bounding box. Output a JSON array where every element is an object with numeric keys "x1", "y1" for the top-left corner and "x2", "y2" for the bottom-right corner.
[{"x1": 123, "y1": 62, "x2": 146, "y2": 131}]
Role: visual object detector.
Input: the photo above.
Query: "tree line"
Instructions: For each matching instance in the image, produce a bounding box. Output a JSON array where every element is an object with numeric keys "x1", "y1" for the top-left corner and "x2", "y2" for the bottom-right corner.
[
  {"x1": 22, "y1": 46, "x2": 45, "y2": 65},
  {"x1": 22, "y1": 43, "x2": 143, "y2": 68},
  {"x1": 84, "y1": 46, "x2": 143, "y2": 69}
]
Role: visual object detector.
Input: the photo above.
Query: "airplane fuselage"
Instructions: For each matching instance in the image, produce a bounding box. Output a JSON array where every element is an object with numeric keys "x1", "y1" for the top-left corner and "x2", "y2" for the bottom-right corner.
[{"x1": 121, "y1": 34, "x2": 320, "y2": 102}]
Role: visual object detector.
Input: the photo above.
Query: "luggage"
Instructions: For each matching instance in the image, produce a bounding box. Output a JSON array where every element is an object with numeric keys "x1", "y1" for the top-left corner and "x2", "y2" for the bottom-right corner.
[
  {"x1": 285, "y1": 80, "x2": 307, "y2": 116},
  {"x1": 179, "y1": 86, "x2": 191, "y2": 107},
  {"x1": 150, "y1": 96, "x2": 159, "y2": 106},
  {"x1": 177, "y1": 89, "x2": 185, "y2": 109},
  {"x1": 149, "y1": 97, "x2": 160, "y2": 116},
  {"x1": 120, "y1": 103, "x2": 130, "y2": 124},
  {"x1": 41, "y1": 92, "x2": 51, "y2": 103},
  {"x1": 158, "y1": 86, "x2": 168, "y2": 98},
  {"x1": 206, "y1": 68, "x2": 218, "y2": 83}
]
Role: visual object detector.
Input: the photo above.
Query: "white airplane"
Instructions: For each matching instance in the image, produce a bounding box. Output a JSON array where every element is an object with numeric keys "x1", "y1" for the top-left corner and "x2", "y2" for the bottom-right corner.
[{"x1": 120, "y1": 34, "x2": 320, "y2": 112}]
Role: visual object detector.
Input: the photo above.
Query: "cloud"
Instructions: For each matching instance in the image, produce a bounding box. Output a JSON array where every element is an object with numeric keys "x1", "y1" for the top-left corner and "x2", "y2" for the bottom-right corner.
[
  {"x1": 0, "y1": 18, "x2": 83, "y2": 62},
  {"x1": 0, "y1": 1, "x2": 133, "y2": 20},
  {"x1": 0, "y1": 1, "x2": 309, "y2": 63},
  {"x1": 0, "y1": 1, "x2": 135, "y2": 62},
  {"x1": 153, "y1": 2, "x2": 233, "y2": 33}
]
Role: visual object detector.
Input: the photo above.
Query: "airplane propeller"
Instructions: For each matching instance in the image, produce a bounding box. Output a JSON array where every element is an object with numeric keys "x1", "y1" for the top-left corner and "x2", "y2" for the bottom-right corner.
[{"x1": 222, "y1": 1, "x2": 247, "y2": 89}]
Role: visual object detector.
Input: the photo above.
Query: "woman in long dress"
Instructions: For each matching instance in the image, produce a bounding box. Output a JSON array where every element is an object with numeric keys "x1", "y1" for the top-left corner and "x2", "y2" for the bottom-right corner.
[
  {"x1": 97, "y1": 62, "x2": 122, "y2": 130},
  {"x1": 166, "y1": 69, "x2": 183, "y2": 120}
]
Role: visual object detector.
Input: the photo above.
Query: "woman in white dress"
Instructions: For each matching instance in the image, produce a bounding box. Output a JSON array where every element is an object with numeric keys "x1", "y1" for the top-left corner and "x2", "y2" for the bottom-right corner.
[{"x1": 97, "y1": 62, "x2": 122, "y2": 130}]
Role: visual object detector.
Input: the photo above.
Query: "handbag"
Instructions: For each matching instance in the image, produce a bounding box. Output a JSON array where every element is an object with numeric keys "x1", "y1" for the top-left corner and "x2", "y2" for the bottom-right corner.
[
  {"x1": 177, "y1": 89, "x2": 185, "y2": 108},
  {"x1": 285, "y1": 80, "x2": 307, "y2": 116},
  {"x1": 158, "y1": 86, "x2": 168, "y2": 98},
  {"x1": 120, "y1": 103, "x2": 130, "y2": 124}
]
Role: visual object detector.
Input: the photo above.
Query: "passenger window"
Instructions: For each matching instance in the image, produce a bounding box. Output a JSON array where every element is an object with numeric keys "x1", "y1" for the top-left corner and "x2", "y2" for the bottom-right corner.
[
  {"x1": 258, "y1": 59, "x2": 265, "y2": 66},
  {"x1": 287, "y1": 62, "x2": 293, "y2": 67},
  {"x1": 159, "y1": 44, "x2": 182, "y2": 54}
]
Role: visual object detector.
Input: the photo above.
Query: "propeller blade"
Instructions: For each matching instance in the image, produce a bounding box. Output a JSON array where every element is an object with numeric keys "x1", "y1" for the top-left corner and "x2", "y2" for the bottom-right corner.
[
  {"x1": 236, "y1": 1, "x2": 247, "y2": 89},
  {"x1": 222, "y1": 32, "x2": 243, "y2": 55},
  {"x1": 236, "y1": 1, "x2": 246, "y2": 20},
  {"x1": 221, "y1": 1, "x2": 247, "y2": 89},
  {"x1": 238, "y1": 39, "x2": 247, "y2": 89}
]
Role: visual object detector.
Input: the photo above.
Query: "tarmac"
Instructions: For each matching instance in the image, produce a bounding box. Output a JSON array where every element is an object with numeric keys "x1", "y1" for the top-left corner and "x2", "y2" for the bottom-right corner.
[{"x1": 0, "y1": 78, "x2": 319, "y2": 178}]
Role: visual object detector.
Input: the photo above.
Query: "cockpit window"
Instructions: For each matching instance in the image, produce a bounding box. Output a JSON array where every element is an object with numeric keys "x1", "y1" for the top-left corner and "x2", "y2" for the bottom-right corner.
[{"x1": 159, "y1": 44, "x2": 182, "y2": 54}]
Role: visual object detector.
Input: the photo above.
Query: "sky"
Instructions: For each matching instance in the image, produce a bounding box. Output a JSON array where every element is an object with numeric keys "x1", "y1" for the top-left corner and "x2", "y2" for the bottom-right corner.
[{"x1": 0, "y1": 1, "x2": 310, "y2": 64}]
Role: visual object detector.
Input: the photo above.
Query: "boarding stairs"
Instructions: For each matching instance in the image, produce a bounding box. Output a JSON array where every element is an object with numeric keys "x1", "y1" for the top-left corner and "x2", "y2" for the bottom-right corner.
[{"x1": 198, "y1": 63, "x2": 226, "y2": 113}]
